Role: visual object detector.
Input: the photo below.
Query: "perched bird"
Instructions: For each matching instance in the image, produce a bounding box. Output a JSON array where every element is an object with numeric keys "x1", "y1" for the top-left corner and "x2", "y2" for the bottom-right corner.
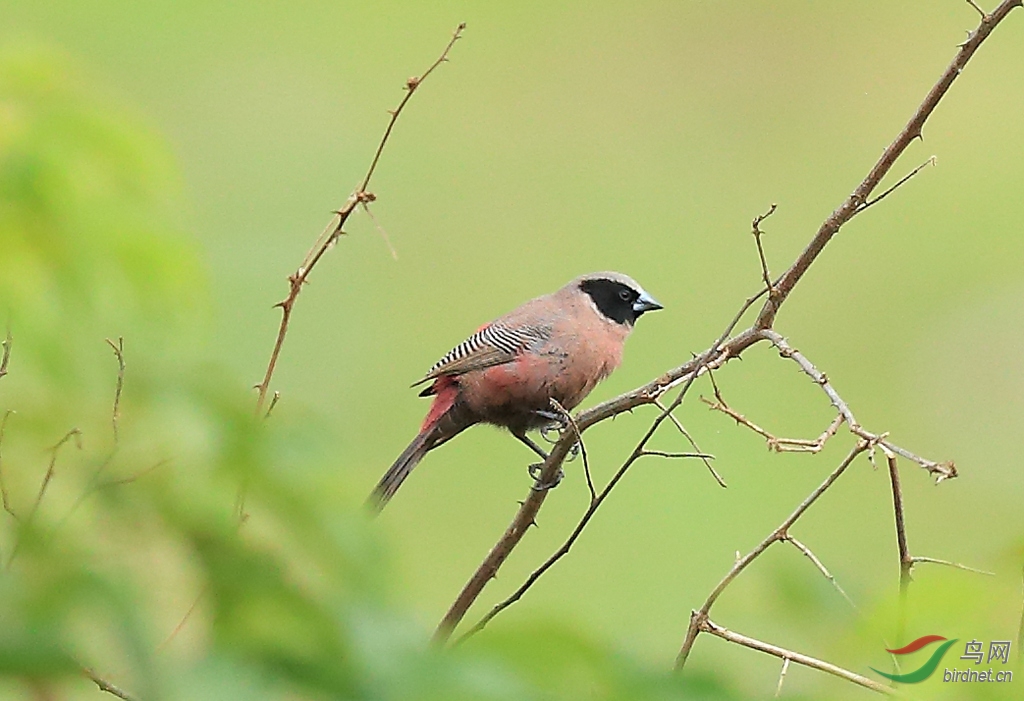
[{"x1": 369, "y1": 272, "x2": 662, "y2": 510}]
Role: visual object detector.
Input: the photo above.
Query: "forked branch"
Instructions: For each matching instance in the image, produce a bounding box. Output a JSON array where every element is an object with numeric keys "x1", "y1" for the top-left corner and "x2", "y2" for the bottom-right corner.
[{"x1": 675, "y1": 442, "x2": 869, "y2": 668}]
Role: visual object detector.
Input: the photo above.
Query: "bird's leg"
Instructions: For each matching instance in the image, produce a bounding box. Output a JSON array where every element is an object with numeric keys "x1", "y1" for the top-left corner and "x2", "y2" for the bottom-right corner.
[
  {"x1": 535, "y1": 408, "x2": 581, "y2": 461},
  {"x1": 537, "y1": 409, "x2": 572, "y2": 448},
  {"x1": 514, "y1": 430, "x2": 564, "y2": 491},
  {"x1": 514, "y1": 431, "x2": 550, "y2": 461}
]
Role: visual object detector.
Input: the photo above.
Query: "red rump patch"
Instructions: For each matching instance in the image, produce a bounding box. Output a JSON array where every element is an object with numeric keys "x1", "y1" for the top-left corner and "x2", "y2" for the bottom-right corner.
[{"x1": 421, "y1": 375, "x2": 457, "y2": 432}]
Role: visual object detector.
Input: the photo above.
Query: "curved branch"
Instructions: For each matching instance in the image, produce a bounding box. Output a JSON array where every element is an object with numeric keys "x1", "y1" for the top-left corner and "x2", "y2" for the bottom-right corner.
[{"x1": 254, "y1": 22, "x2": 466, "y2": 414}]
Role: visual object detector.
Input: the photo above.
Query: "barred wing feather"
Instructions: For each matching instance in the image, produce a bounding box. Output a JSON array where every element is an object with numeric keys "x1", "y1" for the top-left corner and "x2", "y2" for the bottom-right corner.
[{"x1": 413, "y1": 322, "x2": 551, "y2": 385}]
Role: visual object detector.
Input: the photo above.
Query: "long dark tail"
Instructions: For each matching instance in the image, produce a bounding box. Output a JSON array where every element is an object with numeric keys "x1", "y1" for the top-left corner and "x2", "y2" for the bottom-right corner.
[
  {"x1": 369, "y1": 430, "x2": 433, "y2": 510},
  {"x1": 368, "y1": 404, "x2": 477, "y2": 512}
]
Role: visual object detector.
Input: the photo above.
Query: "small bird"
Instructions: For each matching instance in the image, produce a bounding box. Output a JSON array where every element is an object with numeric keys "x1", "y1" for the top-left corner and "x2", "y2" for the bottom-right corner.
[{"x1": 369, "y1": 272, "x2": 662, "y2": 510}]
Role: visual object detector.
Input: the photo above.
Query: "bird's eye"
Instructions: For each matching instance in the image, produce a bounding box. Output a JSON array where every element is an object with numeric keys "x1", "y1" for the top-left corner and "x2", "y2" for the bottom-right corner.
[{"x1": 619, "y1": 289, "x2": 632, "y2": 301}]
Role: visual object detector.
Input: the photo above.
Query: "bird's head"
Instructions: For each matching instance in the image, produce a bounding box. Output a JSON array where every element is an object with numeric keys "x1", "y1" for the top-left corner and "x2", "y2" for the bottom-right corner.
[{"x1": 576, "y1": 272, "x2": 663, "y2": 326}]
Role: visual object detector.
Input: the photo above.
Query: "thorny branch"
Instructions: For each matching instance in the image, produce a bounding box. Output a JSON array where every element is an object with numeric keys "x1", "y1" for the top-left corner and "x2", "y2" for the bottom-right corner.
[
  {"x1": 673, "y1": 329, "x2": 983, "y2": 675},
  {"x1": 434, "y1": 1, "x2": 1023, "y2": 649},
  {"x1": 761, "y1": 329, "x2": 956, "y2": 481},
  {"x1": 751, "y1": 203, "x2": 777, "y2": 293},
  {"x1": 701, "y1": 368, "x2": 845, "y2": 454},
  {"x1": 752, "y1": 0, "x2": 1021, "y2": 331},
  {"x1": 253, "y1": 22, "x2": 465, "y2": 416},
  {"x1": 675, "y1": 442, "x2": 869, "y2": 667},
  {"x1": 452, "y1": 406, "x2": 716, "y2": 644}
]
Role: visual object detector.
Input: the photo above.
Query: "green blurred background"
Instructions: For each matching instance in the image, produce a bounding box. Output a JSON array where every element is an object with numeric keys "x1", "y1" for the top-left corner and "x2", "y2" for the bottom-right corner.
[{"x1": 0, "y1": 1, "x2": 1022, "y2": 699}]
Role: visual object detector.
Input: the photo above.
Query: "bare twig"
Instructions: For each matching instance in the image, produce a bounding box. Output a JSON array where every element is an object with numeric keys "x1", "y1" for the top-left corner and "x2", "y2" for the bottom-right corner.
[
  {"x1": 887, "y1": 453, "x2": 912, "y2": 585},
  {"x1": 881, "y1": 452, "x2": 989, "y2": 654},
  {"x1": 908, "y1": 556, "x2": 993, "y2": 576},
  {"x1": 637, "y1": 450, "x2": 714, "y2": 460},
  {"x1": 105, "y1": 338, "x2": 125, "y2": 443},
  {"x1": 82, "y1": 667, "x2": 140, "y2": 701},
  {"x1": 28, "y1": 429, "x2": 82, "y2": 523},
  {"x1": 0, "y1": 410, "x2": 16, "y2": 520},
  {"x1": 0, "y1": 326, "x2": 11, "y2": 380},
  {"x1": 774, "y1": 657, "x2": 791, "y2": 698},
  {"x1": 785, "y1": 535, "x2": 858, "y2": 610},
  {"x1": 855, "y1": 156, "x2": 936, "y2": 214},
  {"x1": 787, "y1": 533, "x2": 905, "y2": 673},
  {"x1": 253, "y1": 22, "x2": 465, "y2": 415},
  {"x1": 6, "y1": 428, "x2": 83, "y2": 568},
  {"x1": 701, "y1": 618, "x2": 902, "y2": 697},
  {"x1": 885, "y1": 451, "x2": 913, "y2": 651},
  {"x1": 157, "y1": 584, "x2": 208, "y2": 652},
  {"x1": 967, "y1": 0, "x2": 990, "y2": 20},
  {"x1": 549, "y1": 398, "x2": 594, "y2": 503},
  {"x1": 360, "y1": 201, "x2": 398, "y2": 260},
  {"x1": 752, "y1": 203, "x2": 778, "y2": 292},
  {"x1": 653, "y1": 399, "x2": 727, "y2": 487},
  {"x1": 59, "y1": 349, "x2": 129, "y2": 520},
  {"x1": 98, "y1": 459, "x2": 169, "y2": 488},
  {"x1": 53, "y1": 458, "x2": 170, "y2": 537}
]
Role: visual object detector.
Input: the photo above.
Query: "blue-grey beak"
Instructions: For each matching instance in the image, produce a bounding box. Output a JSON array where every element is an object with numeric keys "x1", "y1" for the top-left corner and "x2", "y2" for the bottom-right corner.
[{"x1": 632, "y1": 290, "x2": 663, "y2": 314}]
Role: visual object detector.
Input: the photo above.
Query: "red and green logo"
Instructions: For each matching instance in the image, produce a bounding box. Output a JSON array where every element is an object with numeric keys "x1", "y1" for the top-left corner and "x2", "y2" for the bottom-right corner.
[{"x1": 871, "y1": 635, "x2": 958, "y2": 683}]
